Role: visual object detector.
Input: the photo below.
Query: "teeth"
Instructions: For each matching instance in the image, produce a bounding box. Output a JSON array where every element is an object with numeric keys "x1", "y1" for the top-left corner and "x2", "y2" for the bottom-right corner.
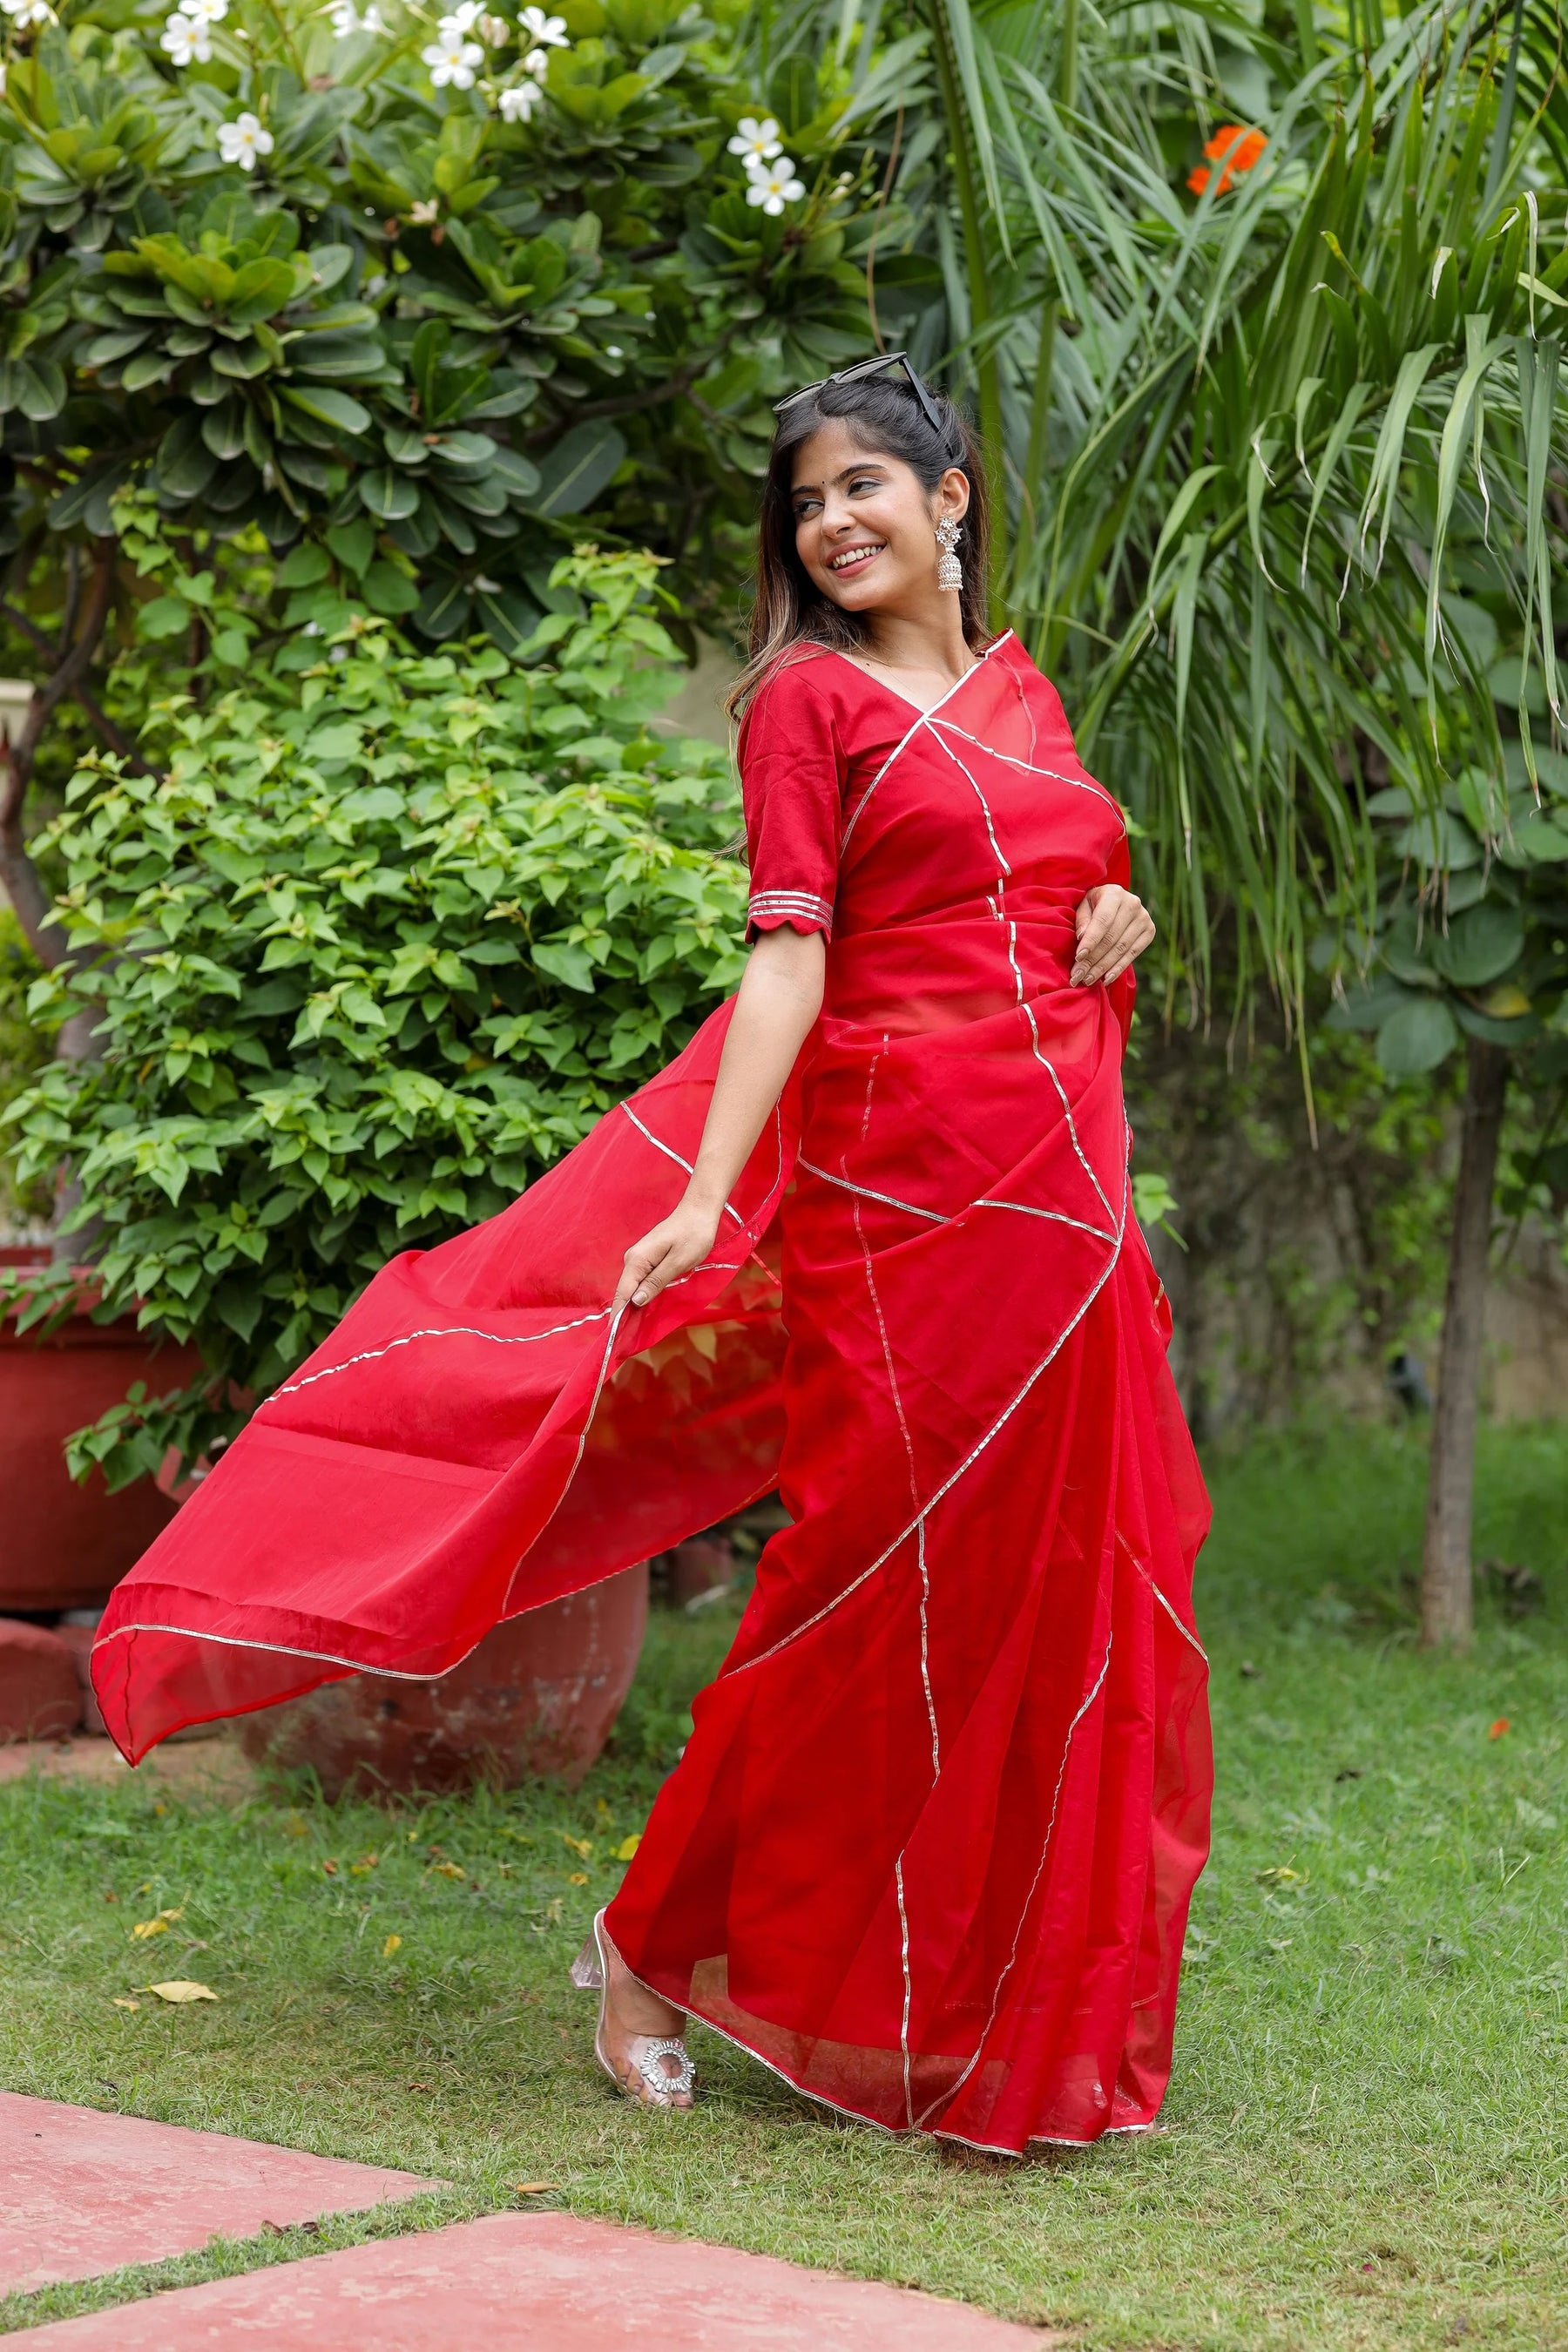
[{"x1": 830, "y1": 544, "x2": 882, "y2": 571}]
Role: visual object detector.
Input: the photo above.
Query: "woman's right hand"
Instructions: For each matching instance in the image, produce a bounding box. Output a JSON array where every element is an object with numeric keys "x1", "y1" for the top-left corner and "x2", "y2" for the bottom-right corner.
[{"x1": 612, "y1": 1195, "x2": 723, "y2": 1314}]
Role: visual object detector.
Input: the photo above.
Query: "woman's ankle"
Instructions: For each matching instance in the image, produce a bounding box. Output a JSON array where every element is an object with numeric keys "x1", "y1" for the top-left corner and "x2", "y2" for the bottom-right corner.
[{"x1": 604, "y1": 1954, "x2": 681, "y2": 2036}]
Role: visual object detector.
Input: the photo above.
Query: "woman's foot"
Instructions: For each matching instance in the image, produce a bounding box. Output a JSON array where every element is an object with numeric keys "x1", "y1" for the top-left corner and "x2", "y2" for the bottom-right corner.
[{"x1": 591, "y1": 1924, "x2": 695, "y2": 2109}]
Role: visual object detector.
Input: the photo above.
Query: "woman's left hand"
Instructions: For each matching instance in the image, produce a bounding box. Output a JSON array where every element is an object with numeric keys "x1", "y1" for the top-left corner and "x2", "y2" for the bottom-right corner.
[{"x1": 1071, "y1": 884, "x2": 1155, "y2": 988}]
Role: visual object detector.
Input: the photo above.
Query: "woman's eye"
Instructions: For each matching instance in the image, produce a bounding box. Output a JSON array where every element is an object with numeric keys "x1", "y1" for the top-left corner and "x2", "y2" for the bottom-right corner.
[{"x1": 848, "y1": 476, "x2": 880, "y2": 497}]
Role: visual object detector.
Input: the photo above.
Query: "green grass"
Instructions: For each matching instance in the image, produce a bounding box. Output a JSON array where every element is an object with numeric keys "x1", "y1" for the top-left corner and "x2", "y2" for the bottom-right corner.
[{"x1": 4, "y1": 1421, "x2": 1568, "y2": 2349}]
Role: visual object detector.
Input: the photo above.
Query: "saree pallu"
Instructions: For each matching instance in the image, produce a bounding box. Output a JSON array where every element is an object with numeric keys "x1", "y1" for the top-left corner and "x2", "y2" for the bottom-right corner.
[{"x1": 93, "y1": 631, "x2": 1213, "y2": 2153}]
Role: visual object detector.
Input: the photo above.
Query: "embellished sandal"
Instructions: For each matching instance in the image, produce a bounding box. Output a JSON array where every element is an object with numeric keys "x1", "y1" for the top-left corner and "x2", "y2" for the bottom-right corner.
[{"x1": 570, "y1": 1907, "x2": 696, "y2": 2111}]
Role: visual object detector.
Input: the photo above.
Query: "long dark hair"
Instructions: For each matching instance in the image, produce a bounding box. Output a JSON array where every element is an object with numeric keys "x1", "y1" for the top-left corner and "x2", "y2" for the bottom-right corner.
[{"x1": 726, "y1": 373, "x2": 992, "y2": 720}]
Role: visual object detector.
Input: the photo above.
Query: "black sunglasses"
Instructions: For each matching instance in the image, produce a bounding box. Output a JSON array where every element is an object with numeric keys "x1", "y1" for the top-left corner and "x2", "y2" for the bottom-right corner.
[{"x1": 774, "y1": 351, "x2": 949, "y2": 444}]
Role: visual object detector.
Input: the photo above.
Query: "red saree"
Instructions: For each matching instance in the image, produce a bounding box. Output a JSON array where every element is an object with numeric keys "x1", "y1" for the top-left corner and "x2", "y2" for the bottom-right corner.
[{"x1": 93, "y1": 630, "x2": 1212, "y2": 2154}]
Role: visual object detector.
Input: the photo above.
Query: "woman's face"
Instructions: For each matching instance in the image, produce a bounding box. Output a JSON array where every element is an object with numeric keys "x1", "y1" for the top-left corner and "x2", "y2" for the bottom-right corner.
[{"x1": 789, "y1": 420, "x2": 970, "y2": 617}]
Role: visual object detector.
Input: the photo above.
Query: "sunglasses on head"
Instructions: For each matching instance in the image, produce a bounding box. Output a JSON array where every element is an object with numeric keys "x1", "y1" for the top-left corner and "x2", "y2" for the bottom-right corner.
[{"x1": 774, "y1": 351, "x2": 950, "y2": 444}]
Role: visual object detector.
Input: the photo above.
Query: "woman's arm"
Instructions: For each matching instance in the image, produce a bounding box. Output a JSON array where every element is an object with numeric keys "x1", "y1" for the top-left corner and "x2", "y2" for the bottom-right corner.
[{"x1": 612, "y1": 925, "x2": 827, "y2": 1312}]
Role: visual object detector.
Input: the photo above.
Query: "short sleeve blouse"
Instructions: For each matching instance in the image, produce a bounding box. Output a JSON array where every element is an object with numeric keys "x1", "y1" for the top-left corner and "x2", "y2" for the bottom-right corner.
[{"x1": 737, "y1": 653, "x2": 847, "y2": 942}]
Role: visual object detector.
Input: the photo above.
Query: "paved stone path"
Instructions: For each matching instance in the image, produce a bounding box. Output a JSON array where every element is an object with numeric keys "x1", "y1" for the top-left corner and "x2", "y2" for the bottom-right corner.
[
  {"x1": 0, "y1": 1731, "x2": 255, "y2": 1796},
  {"x1": 2, "y1": 2090, "x2": 1058, "y2": 2347},
  {"x1": 19, "y1": 2210, "x2": 1055, "y2": 2348},
  {"x1": 0, "y1": 2092, "x2": 432, "y2": 2292}
]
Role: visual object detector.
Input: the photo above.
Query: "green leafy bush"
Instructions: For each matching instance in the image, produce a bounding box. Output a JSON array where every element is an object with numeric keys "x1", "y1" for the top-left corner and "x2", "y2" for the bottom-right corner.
[
  {"x1": 1326, "y1": 747, "x2": 1568, "y2": 1081},
  {"x1": 0, "y1": 907, "x2": 54, "y2": 1233},
  {"x1": 0, "y1": 3, "x2": 882, "y2": 650},
  {"x1": 6, "y1": 549, "x2": 746, "y2": 1481}
]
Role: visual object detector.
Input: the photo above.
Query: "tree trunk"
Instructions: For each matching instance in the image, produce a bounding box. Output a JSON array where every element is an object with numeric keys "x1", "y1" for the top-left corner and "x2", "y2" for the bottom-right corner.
[
  {"x1": 1421, "y1": 1037, "x2": 1509, "y2": 1650},
  {"x1": 0, "y1": 537, "x2": 133, "y2": 1264},
  {"x1": 0, "y1": 537, "x2": 123, "y2": 968}
]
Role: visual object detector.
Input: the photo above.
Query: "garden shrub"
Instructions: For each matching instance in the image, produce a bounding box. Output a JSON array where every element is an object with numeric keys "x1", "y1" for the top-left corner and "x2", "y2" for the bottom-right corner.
[
  {"x1": 0, "y1": 4, "x2": 884, "y2": 650},
  {"x1": 0, "y1": 908, "x2": 54, "y2": 1234},
  {"x1": 6, "y1": 547, "x2": 747, "y2": 1482}
]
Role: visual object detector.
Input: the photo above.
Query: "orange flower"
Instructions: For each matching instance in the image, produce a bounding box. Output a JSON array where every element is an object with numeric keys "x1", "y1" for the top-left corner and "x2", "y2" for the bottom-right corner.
[
  {"x1": 1187, "y1": 125, "x2": 1267, "y2": 197},
  {"x1": 1489, "y1": 1717, "x2": 1511, "y2": 1740}
]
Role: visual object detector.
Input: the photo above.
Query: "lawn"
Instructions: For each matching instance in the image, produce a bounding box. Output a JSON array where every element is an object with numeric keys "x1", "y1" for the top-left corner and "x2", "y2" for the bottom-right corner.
[{"x1": 3, "y1": 1419, "x2": 1567, "y2": 2349}]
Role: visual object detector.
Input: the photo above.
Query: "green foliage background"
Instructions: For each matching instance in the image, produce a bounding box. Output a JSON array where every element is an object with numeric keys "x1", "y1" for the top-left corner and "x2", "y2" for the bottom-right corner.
[
  {"x1": 6, "y1": 548, "x2": 746, "y2": 1477},
  {"x1": 0, "y1": 0, "x2": 883, "y2": 655}
]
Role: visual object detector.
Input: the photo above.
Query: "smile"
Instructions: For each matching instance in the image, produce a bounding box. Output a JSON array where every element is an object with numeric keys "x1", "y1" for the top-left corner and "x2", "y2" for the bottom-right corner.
[{"x1": 828, "y1": 543, "x2": 885, "y2": 574}]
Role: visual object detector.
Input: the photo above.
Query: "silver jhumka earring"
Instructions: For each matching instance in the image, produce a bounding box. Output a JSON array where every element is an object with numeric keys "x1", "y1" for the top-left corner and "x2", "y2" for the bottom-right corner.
[{"x1": 935, "y1": 516, "x2": 963, "y2": 592}]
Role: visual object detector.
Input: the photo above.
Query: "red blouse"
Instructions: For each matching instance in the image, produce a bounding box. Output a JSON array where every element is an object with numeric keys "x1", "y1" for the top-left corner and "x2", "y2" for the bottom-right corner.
[{"x1": 739, "y1": 646, "x2": 916, "y2": 943}]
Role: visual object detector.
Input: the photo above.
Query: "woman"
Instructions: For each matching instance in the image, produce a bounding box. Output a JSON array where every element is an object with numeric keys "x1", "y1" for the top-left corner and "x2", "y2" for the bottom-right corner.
[{"x1": 92, "y1": 357, "x2": 1212, "y2": 2155}]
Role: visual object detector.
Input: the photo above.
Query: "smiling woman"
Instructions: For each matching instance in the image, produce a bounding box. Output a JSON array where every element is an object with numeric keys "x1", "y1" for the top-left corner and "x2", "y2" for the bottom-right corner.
[{"x1": 91, "y1": 358, "x2": 1210, "y2": 2159}]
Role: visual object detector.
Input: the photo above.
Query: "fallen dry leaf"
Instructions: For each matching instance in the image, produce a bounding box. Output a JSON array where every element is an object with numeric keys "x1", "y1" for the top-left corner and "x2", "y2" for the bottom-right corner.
[
  {"x1": 112, "y1": 1997, "x2": 140, "y2": 2012},
  {"x1": 349, "y1": 1854, "x2": 379, "y2": 1876},
  {"x1": 512, "y1": 2182, "x2": 558, "y2": 2196},
  {"x1": 560, "y1": 1835, "x2": 592, "y2": 1861},
  {"x1": 428, "y1": 1861, "x2": 465, "y2": 1880},
  {"x1": 382, "y1": 1933, "x2": 402, "y2": 1957},
  {"x1": 145, "y1": 1980, "x2": 218, "y2": 2004},
  {"x1": 614, "y1": 1835, "x2": 641, "y2": 1862},
  {"x1": 321, "y1": 1859, "x2": 340, "y2": 1876},
  {"x1": 131, "y1": 1906, "x2": 184, "y2": 1940},
  {"x1": 567, "y1": 1871, "x2": 588, "y2": 1886},
  {"x1": 1489, "y1": 1718, "x2": 1511, "y2": 1740}
]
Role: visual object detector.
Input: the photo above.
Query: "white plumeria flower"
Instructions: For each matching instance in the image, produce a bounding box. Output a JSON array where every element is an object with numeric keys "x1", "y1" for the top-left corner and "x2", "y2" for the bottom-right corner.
[
  {"x1": 727, "y1": 115, "x2": 781, "y2": 166},
  {"x1": 439, "y1": 0, "x2": 481, "y2": 27},
  {"x1": 521, "y1": 43, "x2": 549, "y2": 77},
  {"x1": 181, "y1": 0, "x2": 227, "y2": 23},
  {"x1": 518, "y1": 5, "x2": 567, "y2": 44},
  {"x1": 422, "y1": 30, "x2": 483, "y2": 84},
  {"x1": 0, "y1": 0, "x2": 56, "y2": 27},
  {"x1": 477, "y1": 10, "x2": 508, "y2": 41},
  {"x1": 498, "y1": 78, "x2": 540, "y2": 118},
  {"x1": 745, "y1": 155, "x2": 806, "y2": 214},
  {"x1": 409, "y1": 197, "x2": 439, "y2": 222},
  {"x1": 216, "y1": 111, "x2": 274, "y2": 170},
  {"x1": 160, "y1": 9, "x2": 211, "y2": 62},
  {"x1": 327, "y1": 0, "x2": 385, "y2": 32}
]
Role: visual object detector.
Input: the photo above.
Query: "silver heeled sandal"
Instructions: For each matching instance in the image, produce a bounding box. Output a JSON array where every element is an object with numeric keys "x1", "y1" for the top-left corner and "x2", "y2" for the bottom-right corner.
[{"x1": 569, "y1": 1907, "x2": 696, "y2": 2110}]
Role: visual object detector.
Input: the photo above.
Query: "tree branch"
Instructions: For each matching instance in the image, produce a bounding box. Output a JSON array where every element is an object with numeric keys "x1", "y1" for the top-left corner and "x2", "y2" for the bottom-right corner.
[
  {"x1": 521, "y1": 367, "x2": 702, "y2": 436},
  {"x1": 0, "y1": 598, "x2": 155, "y2": 774},
  {"x1": 0, "y1": 539, "x2": 118, "y2": 969}
]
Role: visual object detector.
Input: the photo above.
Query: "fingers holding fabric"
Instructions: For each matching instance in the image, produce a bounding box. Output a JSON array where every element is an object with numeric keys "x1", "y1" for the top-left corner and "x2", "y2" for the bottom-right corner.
[
  {"x1": 612, "y1": 1201, "x2": 722, "y2": 1313},
  {"x1": 1071, "y1": 884, "x2": 1155, "y2": 988}
]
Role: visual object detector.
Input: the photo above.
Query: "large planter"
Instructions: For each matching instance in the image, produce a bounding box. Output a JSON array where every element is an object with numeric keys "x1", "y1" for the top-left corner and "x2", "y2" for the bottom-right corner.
[
  {"x1": 0, "y1": 1249, "x2": 203, "y2": 1615},
  {"x1": 236, "y1": 1565, "x2": 650, "y2": 1799}
]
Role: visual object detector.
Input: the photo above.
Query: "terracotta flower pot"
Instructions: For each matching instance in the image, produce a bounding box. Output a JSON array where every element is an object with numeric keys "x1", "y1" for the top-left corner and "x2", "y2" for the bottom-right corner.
[
  {"x1": 665, "y1": 1532, "x2": 734, "y2": 1606},
  {"x1": 235, "y1": 1564, "x2": 650, "y2": 1799},
  {"x1": 0, "y1": 1250, "x2": 204, "y2": 1615},
  {"x1": 0, "y1": 1617, "x2": 82, "y2": 1741}
]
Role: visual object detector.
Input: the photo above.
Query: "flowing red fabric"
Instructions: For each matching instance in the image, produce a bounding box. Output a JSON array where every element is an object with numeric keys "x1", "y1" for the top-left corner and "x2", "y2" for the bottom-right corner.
[{"x1": 93, "y1": 630, "x2": 1212, "y2": 2153}]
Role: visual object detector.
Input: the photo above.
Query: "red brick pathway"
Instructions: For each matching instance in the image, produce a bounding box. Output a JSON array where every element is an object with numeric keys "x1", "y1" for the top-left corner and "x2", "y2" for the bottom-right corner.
[{"x1": 19, "y1": 2210, "x2": 1054, "y2": 2348}]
